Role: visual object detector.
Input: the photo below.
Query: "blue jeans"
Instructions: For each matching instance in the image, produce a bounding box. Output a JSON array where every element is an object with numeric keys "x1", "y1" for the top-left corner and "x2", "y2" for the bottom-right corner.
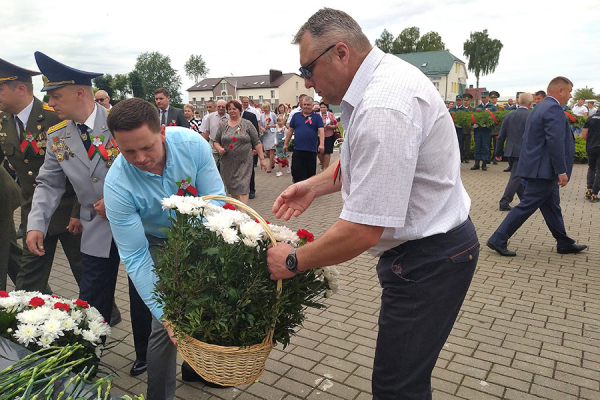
[{"x1": 372, "y1": 219, "x2": 479, "y2": 400}]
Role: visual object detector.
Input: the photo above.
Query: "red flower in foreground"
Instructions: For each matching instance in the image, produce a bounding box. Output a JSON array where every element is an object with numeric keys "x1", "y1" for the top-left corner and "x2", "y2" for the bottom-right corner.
[
  {"x1": 54, "y1": 302, "x2": 71, "y2": 311},
  {"x1": 0, "y1": 291, "x2": 9, "y2": 298},
  {"x1": 228, "y1": 144, "x2": 234, "y2": 149},
  {"x1": 232, "y1": 137, "x2": 237, "y2": 142},
  {"x1": 255, "y1": 219, "x2": 270, "y2": 224},
  {"x1": 52, "y1": 295, "x2": 61, "y2": 299},
  {"x1": 29, "y1": 297, "x2": 45, "y2": 307},
  {"x1": 297, "y1": 229, "x2": 314, "y2": 242},
  {"x1": 223, "y1": 203, "x2": 236, "y2": 210},
  {"x1": 74, "y1": 299, "x2": 89, "y2": 308}
]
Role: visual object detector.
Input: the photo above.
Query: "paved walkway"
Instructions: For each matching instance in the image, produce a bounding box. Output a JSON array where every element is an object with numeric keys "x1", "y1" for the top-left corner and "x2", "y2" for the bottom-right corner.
[{"x1": 9, "y1": 154, "x2": 599, "y2": 399}]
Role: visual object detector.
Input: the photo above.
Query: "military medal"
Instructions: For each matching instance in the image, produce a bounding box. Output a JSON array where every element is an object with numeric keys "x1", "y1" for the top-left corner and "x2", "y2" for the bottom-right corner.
[
  {"x1": 37, "y1": 141, "x2": 43, "y2": 148},
  {"x1": 57, "y1": 152, "x2": 64, "y2": 162},
  {"x1": 106, "y1": 159, "x2": 113, "y2": 168},
  {"x1": 39, "y1": 149, "x2": 45, "y2": 155},
  {"x1": 37, "y1": 125, "x2": 42, "y2": 130},
  {"x1": 81, "y1": 133, "x2": 88, "y2": 141}
]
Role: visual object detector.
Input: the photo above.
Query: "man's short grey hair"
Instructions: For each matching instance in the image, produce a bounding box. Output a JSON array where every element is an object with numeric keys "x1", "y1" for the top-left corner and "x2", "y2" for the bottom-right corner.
[
  {"x1": 518, "y1": 92, "x2": 533, "y2": 105},
  {"x1": 302, "y1": 96, "x2": 314, "y2": 104},
  {"x1": 293, "y1": 8, "x2": 371, "y2": 52}
]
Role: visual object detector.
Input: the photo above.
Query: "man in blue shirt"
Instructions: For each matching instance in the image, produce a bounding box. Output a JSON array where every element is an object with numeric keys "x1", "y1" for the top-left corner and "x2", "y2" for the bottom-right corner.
[
  {"x1": 104, "y1": 98, "x2": 226, "y2": 400},
  {"x1": 284, "y1": 96, "x2": 324, "y2": 182},
  {"x1": 470, "y1": 90, "x2": 497, "y2": 171}
]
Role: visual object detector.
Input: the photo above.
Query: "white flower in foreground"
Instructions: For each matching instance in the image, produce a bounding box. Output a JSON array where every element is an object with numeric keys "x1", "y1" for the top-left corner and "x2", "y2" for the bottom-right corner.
[
  {"x1": 204, "y1": 212, "x2": 234, "y2": 233},
  {"x1": 14, "y1": 324, "x2": 39, "y2": 346},
  {"x1": 41, "y1": 319, "x2": 63, "y2": 337},
  {"x1": 221, "y1": 227, "x2": 240, "y2": 244},
  {"x1": 85, "y1": 307, "x2": 103, "y2": 323},
  {"x1": 38, "y1": 334, "x2": 54, "y2": 348},
  {"x1": 61, "y1": 317, "x2": 76, "y2": 331},
  {"x1": 48, "y1": 309, "x2": 68, "y2": 321},
  {"x1": 176, "y1": 201, "x2": 195, "y2": 215},
  {"x1": 242, "y1": 238, "x2": 258, "y2": 248},
  {"x1": 270, "y1": 224, "x2": 300, "y2": 245},
  {"x1": 17, "y1": 308, "x2": 48, "y2": 324},
  {"x1": 88, "y1": 320, "x2": 110, "y2": 337},
  {"x1": 239, "y1": 221, "x2": 265, "y2": 242},
  {"x1": 82, "y1": 329, "x2": 100, "y2": 343},
  {"x1": 161, "y1": 195, "x2": 180, "y2": 210},
  {"x1": 70, "y1": 309, "x2": 83, "y2": 323},
  {"x1": 0, "y1": 296, "x2": 20, "y2": 311}
]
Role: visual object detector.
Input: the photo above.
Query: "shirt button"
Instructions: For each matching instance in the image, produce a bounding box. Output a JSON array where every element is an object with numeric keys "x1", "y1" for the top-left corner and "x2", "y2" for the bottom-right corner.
[
  {"x1": 92, "y1": 178, "x2": 99, "y2": 183},
  {"x1": 33, "y1": 183, "x2": 37, "y2": 188},
  {"x1": 468, "y1": 254, "x2": 473, "y2": 261},
  {"x1": 28, "y1": 171, "x2": 33, "y2": 176},
  {"x1": 24, "y1": 159, "x2": 29, "y2": 163}
]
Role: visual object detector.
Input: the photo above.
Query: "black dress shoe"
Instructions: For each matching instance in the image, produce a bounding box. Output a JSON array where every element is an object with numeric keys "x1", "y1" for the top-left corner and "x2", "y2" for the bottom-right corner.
[
  {"x1": 503, "y1": 167, "x2": 511, "y2": 172},
  {"x1": 481, "y1": 163, "x2": 487, "y2": 171},
  {"x1": 557, "y1": 244, "x2": 587, "y2": 254},
  {"x1": 109, "y1": 305, "x2": 121, "y2": 327},
  {"x1": 249, "y1": 192, "x2": 256, "y2": 199},
  {"x1": 492, "y1": 160, "x2": 498, "y2": 165},
  {"x1": 499, "y1": 205, "x2": 512, "y2": 211},
  {"x1": 486, "y1": 240, "x2": 516, "y2": 257},
  {"x1": 130, "y1": 359, "x2": 147, "y2": 376},
  {"x1": 181, "y1": 361, "x2": 230, "y2": 388}
]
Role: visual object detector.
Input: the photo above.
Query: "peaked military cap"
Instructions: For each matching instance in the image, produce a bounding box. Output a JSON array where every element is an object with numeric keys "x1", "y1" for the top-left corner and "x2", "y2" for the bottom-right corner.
[
  {"x1": 34, "y1": 51, "x2": 103, "y2": 91},
  {"x1": 0, "y1": 57, "x2": 41, "y2": 83},
  {"x1": 456, "y1": 95, "x2": 463, "y2": 100},
  {"x1": 489, "y1": 91, "x2": 500, "y2": 98},
  {"x1": 481, "y1": 91, "x2": 490, "y2": 97},
  {"x1": 462, "y1": 93, "x2": 473, "y2": 100}
]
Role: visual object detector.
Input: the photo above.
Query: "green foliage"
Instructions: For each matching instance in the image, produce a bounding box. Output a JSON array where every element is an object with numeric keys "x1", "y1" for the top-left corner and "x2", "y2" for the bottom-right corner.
[
  {"x1": 417, "y1": 31, "x2": 446, "y2": 52},
  {"x1": 184, "y1": 54, "x2": 209, "y2": 84},
  {"x1": 374, "y1": 29, "x2": 395, "y2": 53},
  {"x1": 376, "y1": 27, "x2": 445, "y2": 54},
  {"x1": 129, "y1": 70, "x2": 145, "y2": 99},
  {"x1": 112, "y1": 73, "x2": 131, "y2": 100},
  {"x1": 572, "y1": 87, "x2": 596, "y2": 102},
  {"x1": 154, "y1": 209, "x2": 330, "y2": 348},
  {"x1": 131, "y1": 52, "x2": 182, "y2": 104},
  {"x1": 575, "y1": 136, "x2": 587, "y2": 162},
  {"x1": 463, "y1": 30, "x2": 503, "y2": 98},
  {"x1": 452, "y1": 109, "x2": 585, "y2": 131},
  {"x1": 92, "y1": 74, "x2": 114, "y2": 99}
]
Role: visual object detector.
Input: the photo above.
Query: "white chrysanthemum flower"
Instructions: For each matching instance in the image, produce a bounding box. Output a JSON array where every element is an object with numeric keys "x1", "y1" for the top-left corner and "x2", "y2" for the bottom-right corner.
[
  {"x1": 0, "y1": 296, "x2": 20, "y2": 310},
  {"x1": 176, "y1": 201, "x2": 195, "y2": 215},
  {"x1": 242, "y1": 238, "x2": 258, "y2": 248},
  {"x1": 14, "y1": 324, "x2": 39, "y2": 346},
  {"x1": 161, "y1": 195, "x2": 180, "y2": 210},
  {"x1": 17, "y1": 308, "x2": 48, "y2": 324},
  {"x1": 70, "y1": 310, "x2": 83, "y2": 322},
  {"x1": 239, "y1": 221, "x2": 265, "y2": 242},
  {"x1": 221, "y1": 209, "x2": 249, "y2": 226},
  {"x1": 61, "y1": 317, "x2": 76, "y2": 331},
  {"x1": 203, "y1": 212, "x2": 234, "y2": 233},
  {"x1": 38, "y1": 334, "x2": 54, "y2": 348},
  {"x1": 88, "y1": 320, "x2": 110, "y2": 337},
  {"x1": 270, "y1": 224, "x2": 300, "y2": 244},
  {"x1": 188, "y1": 197, "x2": 208, "y2": 208},
  {"x1": 95, "y1": 346, "x2": 103, "y2": 358},
  {"x1": 82, "y1": 329, "x2": 99, "y2": 343},
  {"x1": 48, "y1": 309, "x2": 68, "y2": 321},
  {"x1": 73, "y1": 327, "x2": 82, "y2": 335},
  {"x1": 41, "y1": 319, "x2": 63, "y2": 338},
  {"x1": 85, "y1": 307, "x2": 103, "y2": 323},
  {"x1": 221, "y1": 227, "x2": 240, "y2": 244}
]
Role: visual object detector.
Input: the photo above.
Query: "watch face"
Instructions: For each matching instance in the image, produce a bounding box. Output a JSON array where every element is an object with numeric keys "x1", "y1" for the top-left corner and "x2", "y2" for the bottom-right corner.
[{"x1": 286, "y1": 255, "x2": 295, "y2": 270}]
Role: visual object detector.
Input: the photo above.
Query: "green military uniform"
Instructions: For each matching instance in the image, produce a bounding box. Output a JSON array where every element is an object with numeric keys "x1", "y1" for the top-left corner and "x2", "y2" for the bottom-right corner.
[
  {"x1": 0, "y1": 166, "x2": 22, "y2": 290},
  {"x1": 0, "y1": 58, "x2": 82, "y2": 292}
]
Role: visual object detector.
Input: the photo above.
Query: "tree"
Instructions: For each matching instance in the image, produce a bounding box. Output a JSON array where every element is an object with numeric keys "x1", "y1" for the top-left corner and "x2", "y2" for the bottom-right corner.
[
  {"x1": 375, "y1": 29, "x2": 395, "y2": 54},
  {"x1": 463, "y1": 30, "x2": 503, "y2": 102},
  {"x1": 184, "y1": 54, "x2": 209, "y2": 84},
  {"x1": 93, "y1": 74, "x2": 114, "y2": 99},
  {"x1": 573, "y1": 87, "x2": 595, "y2": 101},
  {"x1": 130, "y1": 52, "x2": 182, "y2": 104},
  {"x1": 112, "y1": 73, "x2": 131, "y2": 100},
  {"x1": 129, "y1": 71, "x2": 145, "y2": 99},
  {"x1": 417, "y1": 31, "x2": 445, "y2": 52},
  {"x1": 392, "y1": 27, "x2": 421, "y2": 54}
]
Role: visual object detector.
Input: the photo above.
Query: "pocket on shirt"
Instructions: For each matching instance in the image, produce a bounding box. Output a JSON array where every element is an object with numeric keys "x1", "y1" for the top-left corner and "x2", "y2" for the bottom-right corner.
[{"x1": 2, "y1": 143, "x2": 15, "y2": 156}]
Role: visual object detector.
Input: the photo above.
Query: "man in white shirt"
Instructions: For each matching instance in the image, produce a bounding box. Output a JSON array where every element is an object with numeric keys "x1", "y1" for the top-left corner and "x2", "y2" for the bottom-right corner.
[
  {"x1": 241, "y1": 96, "x2": 261, "y2": 119},
  {"x1": 267, "y1": 8, "x2": 478, "y2": 400},
  {"x1": 572, "y1": 98, "x2": 588, "y2": 117}
]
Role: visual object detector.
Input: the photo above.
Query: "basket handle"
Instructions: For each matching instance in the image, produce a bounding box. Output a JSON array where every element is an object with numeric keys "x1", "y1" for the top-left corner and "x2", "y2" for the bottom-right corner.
[{"x1": 200, "y1": 195, "x2": 282, "y2": 293}]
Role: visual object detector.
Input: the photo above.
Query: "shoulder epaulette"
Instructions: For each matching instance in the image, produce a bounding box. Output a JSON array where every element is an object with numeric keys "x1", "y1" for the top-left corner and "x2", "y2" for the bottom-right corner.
[
  {"x1": 47, "y1": 120, "x2": 68, "y2": 134},
  {"x1": 43, "y1": 103, "x2": 55, "y2": 112}
]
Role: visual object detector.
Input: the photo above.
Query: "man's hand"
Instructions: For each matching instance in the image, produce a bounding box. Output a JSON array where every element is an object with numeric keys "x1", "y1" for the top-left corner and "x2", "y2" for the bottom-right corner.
[
  {"x1": 162, "y1": 320, "x2": 178, "y2": 347},
  {"x1": 267, "y1": 242, "x2": 295, "y2": 280},
  {"x1": 283, "y1": 145, "x2": 288, "y2": 152},
  {"x1": 26, "y1": 230, "x2": 45, "y2": 256},
  {"x1": 272, "y1": 182, "x2": 316, "y2": 220},
  {"x1": 558, "y1": 174, "x2": 569, "y2": 187},
  {"x1": 67, "y1": 218, "x2": 83, "y2": 234},
  {"x1": 94, "y1": 198, "x2": 106, "y2": 218},
  {"x1": 318, "y1": 144, "x2": 325, "y2": 154}
]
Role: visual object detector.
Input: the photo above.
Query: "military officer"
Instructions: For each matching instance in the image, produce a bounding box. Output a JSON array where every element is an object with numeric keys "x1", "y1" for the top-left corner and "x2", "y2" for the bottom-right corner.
[
  {"x1": 449, "y1": 95, "x2": 468, "y2": 162},
  {"x1": 26, "y1": 52, "x2": 151, "y2": 376},
  {"x1": 489, "y1": 91, "x2": 502, "y2": 165},
  {"x1": 0, "y1": 58, "x2": 82, "y2": 293},
  {"x1": 461, "y1": 93, "x2": 474, "y2": 162},
  {"x1": 0, "y1": 166, "x2": 22, "y2": 290},
  {"x1": 471, "y1": 91, "x2": 498, "y2": 171}
]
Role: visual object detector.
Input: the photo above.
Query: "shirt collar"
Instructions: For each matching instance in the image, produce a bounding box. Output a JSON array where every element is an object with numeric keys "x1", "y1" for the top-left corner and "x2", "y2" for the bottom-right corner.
[
  {"x1": 342, "y1": 47, "x2": 384, "y2": 108},
  {"x1": 80, "y1": 104, "x2": 98, "y2": 130},
  {"x1": 14, "y1": 98, "x2": 35, "y2": 130},
  {"x1": 546, "y1": 96, "x2": 560, "y2": 105}
]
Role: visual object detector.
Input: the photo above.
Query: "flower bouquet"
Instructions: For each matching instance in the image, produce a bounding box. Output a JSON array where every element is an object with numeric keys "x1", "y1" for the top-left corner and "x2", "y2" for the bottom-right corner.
[
  {"x1": 0, "y1": 291, "x2": 109, "y2": 373},
  {"x1": 154, "y1": 194, "x2": 339, "y2": 385}
]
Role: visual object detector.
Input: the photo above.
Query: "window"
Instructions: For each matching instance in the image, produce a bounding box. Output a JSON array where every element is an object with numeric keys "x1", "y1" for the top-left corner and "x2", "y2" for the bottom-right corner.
[
  {"x1": 456, "y1": 63, "x2": 460, "y2": 73},
  {"x1": 210, "y1": 96, "x2": 213, "y2": 100},
  {"x1": 432, "y1": 82, "x2": 440, "y2": 90},
  {"x1": 271, "y1": 90, "x2": 275, "y2": 98},
  {"x1": 192, "y1": 97, "x2": 196, "y2": 105},
  {"x1": 296, "y1": 96, "x2": 299, "y2": 103},
  {"x1": 249, "y1": 96, "x2": 253, "y2": 100},
  {"x1": 259, "y1": 95, "x2": 263, "y2": 103},
  {"x1": 200, "y1": 97, "x2": 205, "y2": 104},
  {"x1": 221, "y1": 83, "x2": 227, "y2": 91}
]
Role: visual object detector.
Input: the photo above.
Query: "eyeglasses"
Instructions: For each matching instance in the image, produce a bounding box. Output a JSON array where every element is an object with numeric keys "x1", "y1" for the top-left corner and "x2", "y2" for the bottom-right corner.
[
  {"x1": 95, "y1": 98, "x2": 106, "y2": 103},
  {"x1": 299, "y1": 44, "x2": 336, "y2": 79}
]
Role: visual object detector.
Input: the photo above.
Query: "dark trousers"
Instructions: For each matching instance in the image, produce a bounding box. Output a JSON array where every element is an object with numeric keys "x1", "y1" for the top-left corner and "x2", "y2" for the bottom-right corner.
[
  {"x1": 462, "y1": 131, "x2": 472, "y2": 160},
  {"x1": 473, "y1": 128, "x2": 491, "y2": 161},
  {"x1": 0, "y1": 221, "x2": 21, "y2": 291},
  {"x1": 79, "y1": 241, "x2": 121, "y2": 324},
  {"x1": 489, "y1": 178, "x2": 575, "y2": 249},
  {"x1": 586, "y1": 148, "x2": 600, "y2": 194},
  {"x1": 455, "y1": 127, "x2": 465, "y2": 161},
  {"x1": 499, "y1": 157, "x2": 524, "y2": 208},
  {"x1": 490, "y1": 134, "x2": 498, "y2": 161},
  {"x1": 372, "y1": 219, "x2": 478, "y2": 400},
  {"x1": 249, "y1": 158, "x2": 256, "y2": 195},
  {"x1": 291, "y1": 150, "x2": 317, "y2": 183},
  {"x1": 16, "y1": 230, "x2": 82, "y2": 293},
  {"x1": 129, "y1": 276, "x2": 152, "y2": 362}
]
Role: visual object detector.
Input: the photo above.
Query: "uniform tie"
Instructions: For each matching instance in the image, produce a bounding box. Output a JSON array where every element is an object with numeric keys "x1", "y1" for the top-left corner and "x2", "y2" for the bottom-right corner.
[
  {"x1": 15, "y1": 116, "x2": 25, "y2": 136},
  {"x1": 78, "y1": 123, "x2": 91, "y2": 152}
]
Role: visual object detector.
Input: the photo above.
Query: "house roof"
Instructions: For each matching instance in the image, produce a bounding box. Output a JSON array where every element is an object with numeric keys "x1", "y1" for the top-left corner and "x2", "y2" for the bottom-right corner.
[
  {"x1": 395, "y1": 50, "x2": 465, "y2": 75},
  {"x1": 187, "y1": 71, "x2": 299, "y2": 92}
]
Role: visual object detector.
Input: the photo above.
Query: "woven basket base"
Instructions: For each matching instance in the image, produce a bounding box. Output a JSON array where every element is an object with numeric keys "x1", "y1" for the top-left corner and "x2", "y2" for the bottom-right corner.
[{"x1": 178, "y1": 333, "x2": 275, "y2": 386}]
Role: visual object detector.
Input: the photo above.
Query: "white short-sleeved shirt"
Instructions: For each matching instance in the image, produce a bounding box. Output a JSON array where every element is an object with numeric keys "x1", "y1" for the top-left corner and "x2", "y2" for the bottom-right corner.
[
  {"x1": 339, "y1": 47, "x2": 471, "y2": 256},
  {"x1": 572, "y1": 105, "x2": 588, "y2": 116},
  {"x1": 201, "y1": 111, "x2": 229, "y2": 141}
]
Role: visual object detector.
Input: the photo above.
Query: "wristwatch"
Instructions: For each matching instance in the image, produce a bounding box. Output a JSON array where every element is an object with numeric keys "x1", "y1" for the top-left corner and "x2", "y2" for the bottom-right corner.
[{"x1": 285, "y1": 247, "x2": 302, "y2": 274}]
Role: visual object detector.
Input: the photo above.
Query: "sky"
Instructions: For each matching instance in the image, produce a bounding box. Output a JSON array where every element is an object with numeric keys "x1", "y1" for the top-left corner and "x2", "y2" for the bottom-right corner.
[{"x1": 2, "y1": 0, "x2": 599, "y2": 103}]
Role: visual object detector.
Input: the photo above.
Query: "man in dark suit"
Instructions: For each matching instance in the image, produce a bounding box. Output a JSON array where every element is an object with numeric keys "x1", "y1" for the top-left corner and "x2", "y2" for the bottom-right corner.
[
  {"x1": 0, "y1": 166, "x2": 22, "y2": 290},
  {"x1": 154, "y1": 88, "x2": 189, "y2": 128},
  {"x1": 242, "y1": 109, "x2": 260, "y2": 199},
  {"x1": 0, "y1": 57, "x2": 82, "y2": 293},
  {"x1": 487, "y1": 77, "x2": 587, "y2": 256},
  {"x1": 495, "y1": 93, "x2": 531, "y2": 211}
]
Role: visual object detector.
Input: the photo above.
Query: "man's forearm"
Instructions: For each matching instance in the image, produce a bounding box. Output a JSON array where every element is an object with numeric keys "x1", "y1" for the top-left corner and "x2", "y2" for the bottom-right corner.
[{"x1": 301, "y1": 160, "x2": 343, "y2": 198}]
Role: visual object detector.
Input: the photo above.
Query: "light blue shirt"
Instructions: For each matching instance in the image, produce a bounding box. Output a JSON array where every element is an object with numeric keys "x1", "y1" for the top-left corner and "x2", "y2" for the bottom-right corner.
[{"x1": 104, "y1": 127, "x2": 226, "y2": 320}]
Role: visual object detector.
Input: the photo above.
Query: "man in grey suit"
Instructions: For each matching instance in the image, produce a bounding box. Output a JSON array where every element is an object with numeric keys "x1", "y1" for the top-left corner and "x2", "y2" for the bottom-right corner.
[
  {"x1": 495, "y1": 93, "x2": 532, "y2": 211},
  {"x1": 26, "y1": 52, "x2": 151, "y2": 377},
  {"x1": 154, "y1": 88, "x2": 189, "y2": 128}
]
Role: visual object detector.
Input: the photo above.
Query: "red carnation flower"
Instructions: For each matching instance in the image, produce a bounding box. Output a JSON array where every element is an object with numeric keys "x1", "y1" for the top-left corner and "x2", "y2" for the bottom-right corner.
[
  {"x1": 228, "y1": 144, "x2": 234, "y2": 149},
  {"x1": 29, "y1": 297, "x2": 45, "y2": 307},
  {"x1": 52, "y1": 295, "x2": 61, "y2": 299},
  {"x1": 223, "y1": 203, "x2": 236, "y2": 210},
  {"x1": 297, "y1": 229, "x2": 314, "y2": 242},
  {"x1": 232, "y1": 137, "x2": 237, "y2": 142},
  {"x1": 74, "y1": 299, "x2": 89, "y2": 308},
  {"x1": 54, "y1": 302, "x2": 71, "y2": 311},
  {"x1": 0, "y1": 291, "x2": 9, "y2": 298}
]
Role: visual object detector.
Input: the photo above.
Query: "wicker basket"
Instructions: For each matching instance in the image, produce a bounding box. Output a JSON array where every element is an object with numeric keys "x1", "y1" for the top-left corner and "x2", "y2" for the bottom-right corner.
[{"x1": 176, "y1": 195, "x2": 282, "y2": 386}]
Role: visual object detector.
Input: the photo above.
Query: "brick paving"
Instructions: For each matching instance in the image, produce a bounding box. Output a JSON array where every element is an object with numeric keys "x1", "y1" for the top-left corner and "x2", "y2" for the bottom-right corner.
[{"x1": 9, "y1": 153, "x2": 599, "y2": 399}]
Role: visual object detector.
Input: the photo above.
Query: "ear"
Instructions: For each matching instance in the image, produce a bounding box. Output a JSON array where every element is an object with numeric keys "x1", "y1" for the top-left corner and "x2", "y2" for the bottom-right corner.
[
  {"x1": 333, "y1": 42, "x2": 351, "y2": 67},
  {"x1": 160, "y1": 124, "x2": 166, "y2": 142}
]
